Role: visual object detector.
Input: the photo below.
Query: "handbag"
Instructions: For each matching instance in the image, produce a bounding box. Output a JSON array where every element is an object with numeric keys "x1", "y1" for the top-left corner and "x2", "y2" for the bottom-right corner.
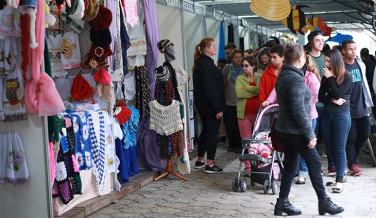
[{"x1": 270, "y1": 118, "x2": 284, "y2": 153}]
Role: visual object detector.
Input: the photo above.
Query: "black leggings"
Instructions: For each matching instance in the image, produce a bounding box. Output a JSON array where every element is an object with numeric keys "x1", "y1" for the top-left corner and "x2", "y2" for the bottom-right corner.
[
  {"x1": 278, "y1": 131, "x2": 327, "y2": 200},
  {"x1": 223, "y1": 105, "x2": 242, "y2": 149},
  {"x1": 198, "y1": 113, "x2": 221, "y2": 160}
]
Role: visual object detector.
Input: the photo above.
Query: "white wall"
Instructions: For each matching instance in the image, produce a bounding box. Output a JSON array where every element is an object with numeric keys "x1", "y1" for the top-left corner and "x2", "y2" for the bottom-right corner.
[
  {"x1": 0, "y1": 115, "x2": 52, "y2": 218},
  {"x1": 156, "y1": 4, "x2": 185, "y2": 69},
  {"x1": 206, "y1": 18, "x2": 221, "y2": 62},
  {"x1": 183, "y1": 11, "x2": 206, "y2": 90}
]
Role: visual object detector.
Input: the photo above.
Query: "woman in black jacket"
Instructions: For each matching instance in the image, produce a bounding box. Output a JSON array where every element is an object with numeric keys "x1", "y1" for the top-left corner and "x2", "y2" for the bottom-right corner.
[
  {"x1": 319, "y1": 49, "x2": 352, "y2": 193},
  {"x1": 192, "y1": 37, "x2": 226, "y2": 174},
  {"x1": 274, "y1": 42, "x2": 344, "y2": 216}
]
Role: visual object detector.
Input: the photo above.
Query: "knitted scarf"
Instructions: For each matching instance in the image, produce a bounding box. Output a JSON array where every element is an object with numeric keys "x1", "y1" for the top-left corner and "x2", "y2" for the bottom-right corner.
[
  {"x1": 231, "y1": 64, "x2": 242, "y2": 82},
  {"x1": 135, "y1": 66, "x2": 151, "y2": 117}
]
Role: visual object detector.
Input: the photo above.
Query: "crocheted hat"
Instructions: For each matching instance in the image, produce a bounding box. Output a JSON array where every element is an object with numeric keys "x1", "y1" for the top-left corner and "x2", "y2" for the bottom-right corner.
[
  {"x1": 71, "y1": 74, "x2": 93, "y2": 100},
  {"x1": 156, "y1": 66, "x2": 171, "y2": 83},
  {"x1": 90, "y1": 28, "x2": 111, "y2": 47},
  {"x1": 164, "y1": 44, "x2": 175, "y2": 62},
  {"x1": 94, "y1": 68, "x2": 111, "y2": 85},
  {"x1": 157, "y1": 39, "x2": 174, "y2": 53},
  {"x1": 82, "y1": 3, "x2": 99, "y2": 22},
  {"x1": 88, "y1": 5, "x2": 112, "y2": 31},
  {"x1": 87, "y1": 44, "x2": 113, "y2": 59}
]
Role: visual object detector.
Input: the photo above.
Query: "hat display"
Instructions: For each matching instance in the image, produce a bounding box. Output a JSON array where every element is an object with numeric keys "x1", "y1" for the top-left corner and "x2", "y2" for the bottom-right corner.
[
  {"x1": 268, "y1": 36, "x2": 280, "y2": 44},
  {"x1": 156, "y1": 66, "x2": 171, "y2": 83},
  {"x1": 71, "y1": 74, "x2": 93, "y2": 100},
  {"x1": 82, "y1": 3, "x2": 99, "y2": 22},
  {"x1": 250, "y1": 0, "x2": 290, "y2": 21},
  {"x1": 157, "y1": 39, "x2": 174, "y2": 53},
  {"x1": 90, "y1": 28, "x2": 112, "y2": 47},
  {"x1": 88, "y1": 5, "x2": 112, "y2": 31},
  {"x1": 307, "y1": 30, "x2": 322, "y2": 41},
  {"x1": 94, "y1": 68, "x2": 111, "y2": 85}
]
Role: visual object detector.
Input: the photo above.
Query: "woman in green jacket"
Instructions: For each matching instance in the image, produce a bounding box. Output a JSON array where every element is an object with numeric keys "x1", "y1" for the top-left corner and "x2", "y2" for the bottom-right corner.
[{"x1": 235, "y1": 56, "x2": 261, "y2": 173}]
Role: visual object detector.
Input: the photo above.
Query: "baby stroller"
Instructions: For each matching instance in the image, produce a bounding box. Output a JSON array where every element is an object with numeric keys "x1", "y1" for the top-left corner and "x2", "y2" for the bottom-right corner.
[{"x1": 232, "y1": 104, "x2": 284, "y2": 194}]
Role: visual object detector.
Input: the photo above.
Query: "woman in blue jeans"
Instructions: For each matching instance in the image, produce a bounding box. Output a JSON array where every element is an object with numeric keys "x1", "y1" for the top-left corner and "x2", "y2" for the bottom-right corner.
[{"x1": 318, "y1": 49, "x2": 353, "y2": 193}]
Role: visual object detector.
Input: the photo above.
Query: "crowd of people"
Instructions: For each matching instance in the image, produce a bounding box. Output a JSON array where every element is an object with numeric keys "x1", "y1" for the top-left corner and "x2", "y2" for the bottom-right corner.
[{"x1": 192, "y1": 31, "x2": 376, "y2": 216}]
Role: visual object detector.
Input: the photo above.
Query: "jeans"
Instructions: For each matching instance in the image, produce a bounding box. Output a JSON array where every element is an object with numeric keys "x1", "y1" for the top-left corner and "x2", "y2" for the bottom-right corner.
[
  {"x1": 198, "y1": 112, "x2": 221, "y2": 160},
  {"x1": 346, "y1": 116, "x2": 370, "y2": 167},
  {"x1": 278, "y1": 131, "x2": 327, "y2": 200},
  {"x1": 298, "y1": 119, "x2": 317, "y2": 177},
  {"x1": 316, "y1": 106, "x2": 335, "y2": 170},
  {"x1": 321, "y1": 111, "x2": 351, "y2": 183},
  {"x1": 223, "y1": 106, "x2": 242, "y2": 149}
]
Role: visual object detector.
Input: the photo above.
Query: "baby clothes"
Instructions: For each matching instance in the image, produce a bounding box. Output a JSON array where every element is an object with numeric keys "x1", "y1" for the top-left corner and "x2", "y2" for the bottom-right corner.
[
  {"x1": 47, "y1": 34, "x2": 63, "y2": 75},
  {"x1": 61, "y1": 31, "x2": 82, "y2": 70},
  {"x1": 0, "y1": 8, "x2": 22, "y2": 39}
]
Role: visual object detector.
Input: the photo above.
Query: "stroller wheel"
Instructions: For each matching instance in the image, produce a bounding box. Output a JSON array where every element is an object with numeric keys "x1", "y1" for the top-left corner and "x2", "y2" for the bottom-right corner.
[
  {"x1": 272, "y1": 180, "x2": 278, "y2": 195},
  {"x1": 232, "y1": 178, "x2": 239, "y2": 192},
  {"x1": 263, "y1": 180, "x2": 270, "y2": 194},
  {"x1": 240, "y1": 179, "x2": 247, "y2": 192}
]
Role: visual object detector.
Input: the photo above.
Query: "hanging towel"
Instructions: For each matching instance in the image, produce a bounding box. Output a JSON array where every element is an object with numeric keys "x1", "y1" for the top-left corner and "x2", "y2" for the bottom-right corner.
[
  {"x1": 124, "y1": 0, "x2": 138, "y2": 28},
  {"x1": 0, "y1": 77, "x2": 5, "y2": 120},
  {"x1": 0, "y1": 134, "x2": 6, "y2": 183},
  {"x1": 5, "y1": 133, "x2": 29, "y2": 184},
  {"x1": 61, "y1": 31, "x2": 82, "y2": 70},
  {"x1": 2, "y1": 50, "x2": 27, "y2": 121}
]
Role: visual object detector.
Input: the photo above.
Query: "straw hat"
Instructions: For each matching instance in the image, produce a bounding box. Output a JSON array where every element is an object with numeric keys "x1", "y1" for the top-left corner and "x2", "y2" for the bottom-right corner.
[{"x1": 250, "y1": 0, "x2": 291, "y2": 21}]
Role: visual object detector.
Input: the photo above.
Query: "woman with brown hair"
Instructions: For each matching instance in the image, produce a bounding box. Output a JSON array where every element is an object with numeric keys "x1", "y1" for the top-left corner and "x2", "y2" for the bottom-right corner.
[
  {"x1": 274, "y1": 42, "x2": 344, "y2": 216},
  {"x1": 256, "y1": 47, "x2": 271, "y2": 74},
  {"x1": 223, "y1": 48, "x2": 244, "y2": 153},
  {"x1": 319, "y1": 49, "x2": 353, "y2": 193},
  {"x1": 192, "y1": 37, "x2": 226, "y2": 173}
]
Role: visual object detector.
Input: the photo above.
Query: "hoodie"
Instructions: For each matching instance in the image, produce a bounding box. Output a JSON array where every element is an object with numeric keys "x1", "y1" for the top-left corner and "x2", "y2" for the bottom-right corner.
[{"x1": 259, "y1": 64, "x2": 279, "y2": 103}]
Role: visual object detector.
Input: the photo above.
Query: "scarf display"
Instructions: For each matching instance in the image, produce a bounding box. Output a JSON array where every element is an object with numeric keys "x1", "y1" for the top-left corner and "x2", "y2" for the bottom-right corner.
[
  {"x1": 135, "y1": 66, "x2": 151, "y2": 117},
  {"x1": 0, "y1": 133, "x2": 29, "y2": 184},
  {"x1": 231, "y1": 63, "x2": 242, "y2": 82},
  {"x1": 119, "y1": 3, "x2": 131, "y2": 74}
]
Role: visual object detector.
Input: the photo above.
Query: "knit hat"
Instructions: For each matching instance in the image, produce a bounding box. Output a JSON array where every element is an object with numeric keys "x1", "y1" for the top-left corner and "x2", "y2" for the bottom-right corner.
[
  {"x1": 164, "y1": 44, "x2": 175, "y2": 62},
  {"x1": 156, "y1": 66, "x2": 171, "y2": 83},
  {"x1": 87, "y1": 44, "x2": 113, "y2": 59},
  {"x1": 94, "y1": 68, "x2": 111, "y2": 85},
  {"x1": 71, "y1": 74, "x2": 93, "y2": 100},
  {"x1": 157, "y1": 39, "x2": 174, "y2": 53},
  {"x1": 82, "y1": 3, "x2": 99, "y2": 22},
  {"x1": 90, "y1": 28, "x2": 112, "y2": 47},
  {"x1": 308, "y1": 30, "x2": 322, "y2": 42},
  {"x1": 88, "y1": 5, "x2": 112, "y2": 31}
]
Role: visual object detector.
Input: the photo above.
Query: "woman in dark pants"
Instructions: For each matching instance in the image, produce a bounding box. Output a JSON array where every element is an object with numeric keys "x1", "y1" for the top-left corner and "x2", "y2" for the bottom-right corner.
[
  {"x1": 192, "y1": 37, "x2": 226, "y2": 174},
  {"x1": 223, "y1": 48, "x2": 244, "y2": 152},
  {"x1": 274, "y1": 42, "x2": 344, "y2": 216}
]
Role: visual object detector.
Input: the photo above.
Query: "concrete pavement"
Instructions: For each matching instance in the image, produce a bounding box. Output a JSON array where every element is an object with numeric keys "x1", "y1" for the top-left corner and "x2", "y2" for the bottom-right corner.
[{"x1": 87, "y1": 143, "x2": 376, "y2": 218}]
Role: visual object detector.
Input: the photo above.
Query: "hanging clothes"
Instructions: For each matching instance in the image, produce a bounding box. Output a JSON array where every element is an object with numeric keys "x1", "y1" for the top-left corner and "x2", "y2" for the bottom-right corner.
[
  {"x1": 61, "y1": 31, "x2": 82, "y2": 70},
  {"x1": 119, "y1": 2, "x2": 130, "y2": 74}
]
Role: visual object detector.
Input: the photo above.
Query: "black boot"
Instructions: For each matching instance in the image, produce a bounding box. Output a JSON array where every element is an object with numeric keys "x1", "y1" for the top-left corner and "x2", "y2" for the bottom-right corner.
[
  {"x1": 274, "y1": 198, "x2": 302, "y2": 216},
  {"x1": 318, "y1": 197, "x2": 344, "y2": 215}
]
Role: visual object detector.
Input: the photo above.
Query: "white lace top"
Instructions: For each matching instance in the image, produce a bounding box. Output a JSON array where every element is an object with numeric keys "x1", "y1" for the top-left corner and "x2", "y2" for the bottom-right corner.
[{"x1": 149, "y1": 100, "x2": 183, "y2": 136}]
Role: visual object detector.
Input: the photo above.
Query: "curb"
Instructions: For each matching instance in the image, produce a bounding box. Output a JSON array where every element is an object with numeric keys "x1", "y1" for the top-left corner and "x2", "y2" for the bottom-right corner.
[{"x1": 55, "y1": 171, "x2": 160, "y2": 218}]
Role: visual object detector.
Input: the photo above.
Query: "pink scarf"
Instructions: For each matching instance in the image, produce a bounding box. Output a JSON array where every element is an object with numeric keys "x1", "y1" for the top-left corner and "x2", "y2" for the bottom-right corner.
[{"x1": 24, "y1": 0, "x2": 64, "y2": 116}]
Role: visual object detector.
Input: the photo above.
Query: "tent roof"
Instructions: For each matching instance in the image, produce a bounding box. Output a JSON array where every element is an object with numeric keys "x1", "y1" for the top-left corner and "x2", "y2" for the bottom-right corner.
[{"x1": 193, "y1": 0, "x2": 376, "y2": 33}]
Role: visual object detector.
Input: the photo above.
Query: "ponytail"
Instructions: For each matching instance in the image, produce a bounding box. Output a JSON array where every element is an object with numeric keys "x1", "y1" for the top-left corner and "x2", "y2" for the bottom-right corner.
[
  {"x1": 192, "y1": 37, "x2": 214, "y2": 72},
  {"x1": 192, "y1": 44, "x2": 201, "y2": 72}
]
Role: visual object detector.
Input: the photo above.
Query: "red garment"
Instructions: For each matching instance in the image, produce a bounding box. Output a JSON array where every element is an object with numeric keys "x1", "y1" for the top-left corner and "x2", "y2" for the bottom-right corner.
[
  {"x1": 259, "y1": 64, "x2": 279, "y2": 103},
  {"x1": 245, "y1": 81, "x2": 260, "y2": 115}
]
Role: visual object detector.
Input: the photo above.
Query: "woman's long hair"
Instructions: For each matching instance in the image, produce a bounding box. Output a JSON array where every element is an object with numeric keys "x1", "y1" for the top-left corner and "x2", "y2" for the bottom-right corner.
[
  {"x1": 306, "y1": 55, "x2": 321, "y2": 81},
  {"x1": 256, "y1": 47, "x2": 271, "y2": 71},
  {"x1": 325, "y1": 49, "x2": 347, "y2": 86},
  {"x1": 192, "y1": 37, "x2": 214, "y2": 72}
]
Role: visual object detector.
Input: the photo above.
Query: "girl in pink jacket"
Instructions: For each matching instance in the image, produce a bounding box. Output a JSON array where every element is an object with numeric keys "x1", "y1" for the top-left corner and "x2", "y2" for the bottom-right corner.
[{"x1": 266, "y1": 55, "x2": 321, "y2": 184}]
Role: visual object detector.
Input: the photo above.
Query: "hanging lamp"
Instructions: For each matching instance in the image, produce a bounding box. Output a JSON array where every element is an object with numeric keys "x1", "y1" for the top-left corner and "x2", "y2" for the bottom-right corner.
[{"x1": 250, "y1": 0, "x2": 291, "y2": 21}]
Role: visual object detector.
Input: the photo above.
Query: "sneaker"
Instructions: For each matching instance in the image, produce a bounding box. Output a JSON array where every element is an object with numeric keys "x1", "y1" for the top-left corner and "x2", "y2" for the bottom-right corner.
[
  {"x1": 205, "y1": 165, "x2": 223, "y2": 174},
  {"x1": 322, "y1": 151, "x2": 327, "y2": 157},
  {"x1": 321, "y1": 170, "x2": 323, "y2": 176},
  {"x1": 349, "y1": 164, "x2": 362, "y2": 176},
  {"x1": 195, "y1": 161, "x2": 205, "y2": 169},
  {"x1": 328, "y1": 167, "x2": 336, "y2": 176}
]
